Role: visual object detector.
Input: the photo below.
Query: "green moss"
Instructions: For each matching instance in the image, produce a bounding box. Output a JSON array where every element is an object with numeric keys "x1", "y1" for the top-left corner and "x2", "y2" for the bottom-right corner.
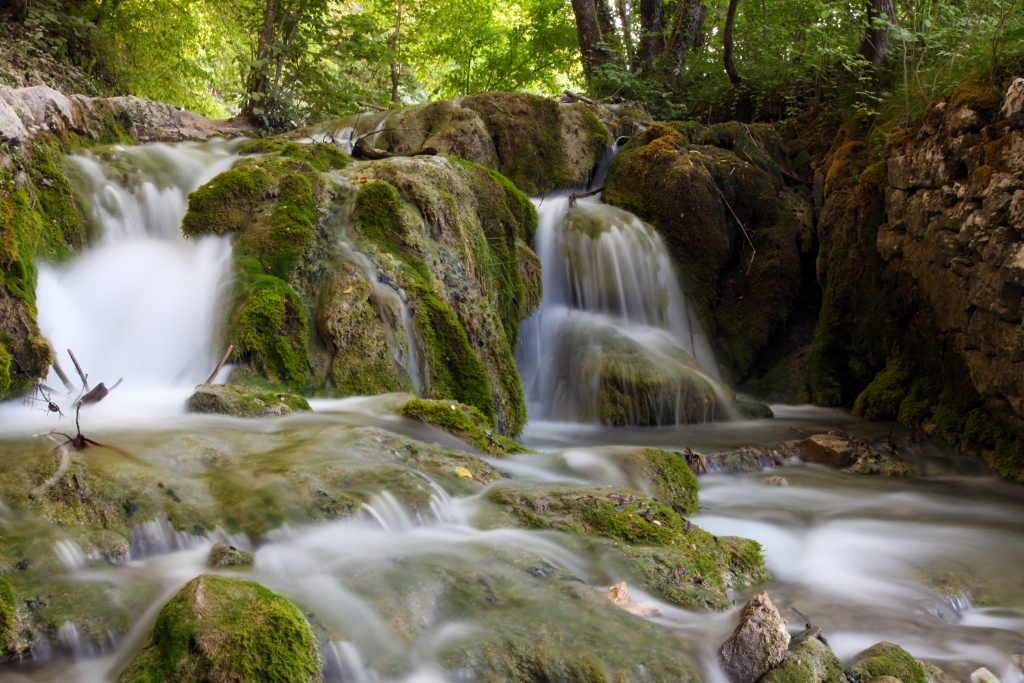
[
  {"x1": 853, "y1": 354, "x2": 911, "y2": 420},
  {"x1": 399, "y1": 398, "x2": 525, "y2": 455},
  {"x1": 208, "y1": 543, "x2": 254, "y2": 568},
  {"x1": 404, "y1": 259, "x2": 496, "y2": 427},
  {"x1": 187, "y1": 383, "x2": 311, "y2": 417},
  {"x1": 239, "y1": 139, "x2": 351, "y2": 171},
  {"x1": 859, "y1": 160, "x2": 888, "y2": 190},
  {"x1": 28, "y1": 139, "x2": 89, "y2": 251},
  {"x1": 0, "y1": 576, "x2": 15, "y2": 653},
  {"x1": 620, "y1": 448, "x2": 700, "y2": 515},
  {"x1": 950, "y1": 80, "x2": 1003, "y2": 117},
  {"x1": 117, "y1": 574, "x2": 321, "y2": 683},
  {"x1": 182, "y1": 164, "x2": 275, "y2": 237},
  {"x1": 231, "y1": 275, "x2": 311, "y2": 389},
  {"x1": 850, "y1": 642, "x2": 927, "y2": 683},
  {"x1": 488, "y1": 483, "x2": 767, "y2": 610},
  {"x1": 353, "y1": 180, "x2": 403, "y2": 252},
  {"x1": 761, "y1": 638, "x2": 845, "y2": 683},
  {"x1": 0, "y1": 342, "x2": 11, "y2": 398}
]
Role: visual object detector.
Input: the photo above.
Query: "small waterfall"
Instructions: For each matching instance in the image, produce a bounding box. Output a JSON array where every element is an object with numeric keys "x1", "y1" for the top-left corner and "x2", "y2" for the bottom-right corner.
[
  {"x1": 30, "y1": 141, "x2": 243, "y2": 417},
  {"x1": 518, "y1": 146, "x2": 727, "y2": 425}
]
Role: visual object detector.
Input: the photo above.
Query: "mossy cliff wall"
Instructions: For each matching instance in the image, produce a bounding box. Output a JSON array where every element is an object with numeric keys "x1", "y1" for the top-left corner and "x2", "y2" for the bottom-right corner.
[
  {"x1": 797, "y1": 78, "x2": 1024, "y2": 481},
  {"x1": 313, "y1": 92, "x2": 646, "y2": 195},
  {"x1": 602, "y1": 121, "x2": 815, "y2": 382},
  {"x1": 0, "y1": 85, "x2": 253, "y2": 401},
  {"x1": 182, "y1": 139, "x2": 541, "y2": 437}
]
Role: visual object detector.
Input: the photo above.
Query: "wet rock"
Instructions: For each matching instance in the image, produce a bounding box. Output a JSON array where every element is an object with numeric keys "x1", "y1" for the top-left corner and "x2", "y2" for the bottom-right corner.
[
  {"x1": 207, "y1": 543, "x2": 254, "y2": 568},
  {"x1": 619, "y1": 447, "x2": 700, "y2": 515},
  {"x1": 1003, "y1": 78, "x2": 1024, "y2": 129},
  {"x1": 0, "y1": 576, "x2": 22, "y2": 659},
  {"x1": 799, "y1": 433, "x2": 858, "y2": 467},
  {"x1": 735, "y1": 395, "x2": 775, "y2": 419},
  {"x1": 850, "y1": 642, "x2": 928, "y2": 683},
  {"x1": 118, "y1": 574, "x2": 322, "y2": 683},
  {"x1": 766, "y1": 476, "x2": 791, "y2": 486},
  {"x1": 606, "y1": 581, "x2": 659, "y2": 615},
  {"x1": 187, "y1": 383, "x2": 311, "y2": 418},
  {"x1": 718, "y1": 591, "x2": 790, "y2": 683},
  {"x1": 399, "y1": 398, "x2": 526, "y2": 455},
  {"x1": 970, "y1": 668, "x2": 1001, "y2": 683},
  {"x1": 708, "y1": 446, "x2": 789, "y2": 473},
  {"x1": 760, "y1": 633, "x2": 845, "y2": 683}
]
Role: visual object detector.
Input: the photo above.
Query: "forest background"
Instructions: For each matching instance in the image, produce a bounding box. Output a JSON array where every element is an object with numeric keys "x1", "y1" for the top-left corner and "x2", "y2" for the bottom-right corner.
[{"x1": 0, "y1": 0, "x2": 1022, "y2": 137}]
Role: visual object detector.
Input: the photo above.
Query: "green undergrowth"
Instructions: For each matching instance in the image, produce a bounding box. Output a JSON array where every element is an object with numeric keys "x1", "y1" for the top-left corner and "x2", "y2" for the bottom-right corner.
[
  {"x1": 118, "y1": 574, "x2": 321, "y2": 683},
  {"x1": 399, "y1": 398, "x2": 526, "y2": 455},
  {"x1": 488, "y1": 483, "x2": 767, "y2": 610}
]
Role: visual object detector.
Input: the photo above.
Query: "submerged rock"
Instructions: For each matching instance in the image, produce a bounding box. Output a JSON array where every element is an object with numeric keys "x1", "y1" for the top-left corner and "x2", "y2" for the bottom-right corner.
[
  {"x1": 718, "y1": 591, "x2": 790, "y2": 683},
  {"x1": 606, "y1": 582, "x2": 659, "y2": 615},
  {"x1": 849, "y1": 642, "x2": 928, "y2": 683},
  {"x1": 187, "y1": 383, "x2": 312, "y2": 417},
  {"x1": 760, "y1": 632, "x2": 845, "y2": 683},
  {"x1": 207, "y1": 543, "x2": 254, "y2": 568},
  {"x1": 799, "y1": 433, "x2": 858, "y2": 467},
  {"x1": 118, "y1": 574, "x2": 322, "y2": 683}
]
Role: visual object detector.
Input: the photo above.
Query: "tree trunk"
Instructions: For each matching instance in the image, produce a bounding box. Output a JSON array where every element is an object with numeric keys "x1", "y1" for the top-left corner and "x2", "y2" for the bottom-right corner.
[
  {"x1": 596, "y1": 0, "x2": 618, "y2": 51},
  {"x1": 617, "y1": 0, "x2": 634, "y2": 67},
  {"x1": 570, "y1": 0, "x2": 607, "y2": 78},
  {"x1": 723, "y1": 0, "x2": 753, "y2": 122},
  {"x1": 246, "y1": 0, "x2": 282, "y2": 114},
  {"x1": 388, "y1": 0, "x2": 403, "y2": 102},
  {"x1": 858, "y1": 0, "x2": 896, "y2": 66},
  {"x1": 636, "y1": 0, "x2": 663, "y2": 73},
  {"x1": 661, "y1": 0, "x2": 705, "y2": 80}
]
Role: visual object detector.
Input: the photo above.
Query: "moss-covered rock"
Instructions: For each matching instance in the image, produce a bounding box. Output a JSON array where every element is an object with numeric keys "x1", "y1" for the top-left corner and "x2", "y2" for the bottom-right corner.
[
  {"x1": 399, "y1": 398, "x2": 526, "y2": 455},
  {"x1": 761, "y1": 635, "x2": 845, "y2": 683},
  {"x1": 187, "y1": 383, "x2": 311, "y2": 417},
  {"x1": 853, "y1": 354, "x2": 911, "y2": 420},
  {"x1": 488, "y1": 483, "x2": 766, "y2": 610},
  {"x1": 117, "y1": 574, "x2": 322, "y2": 683},
  {"x1": 619, "y1": 448, "x2": 700, "y2": 515},
  {"x1": 0, "y1": 576, "x2": 17, "y2": 658},
  {"x1": 208, "y1": 543, "x2": 254, "y2": 568},
  {"x1": 849, "y1": 642, "x2": 928, "y2": 683},
  {"x1": 603, "y1": 123, "x2": 807, "y2": 382},
  {"x1": 321, "y1": 93, "x2": 619, "y2": 196}
]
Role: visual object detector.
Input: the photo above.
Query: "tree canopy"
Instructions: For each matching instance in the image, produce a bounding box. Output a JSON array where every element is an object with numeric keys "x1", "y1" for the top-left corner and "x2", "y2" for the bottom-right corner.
[{"x1": 1, "y1": 0, "x2": 1021, "y2": 125}]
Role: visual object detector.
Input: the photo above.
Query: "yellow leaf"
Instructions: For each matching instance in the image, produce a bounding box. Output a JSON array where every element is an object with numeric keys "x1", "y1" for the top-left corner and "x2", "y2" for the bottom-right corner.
[
  {"x1": 342, "y1": 286, "x2": 353, "y2": 294},
  {"x1": 453, "y1": 467, "x2": 473, "y2": 479}
]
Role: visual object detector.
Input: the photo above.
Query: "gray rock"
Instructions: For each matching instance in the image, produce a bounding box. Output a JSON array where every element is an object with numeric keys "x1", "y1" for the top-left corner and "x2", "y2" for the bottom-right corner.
[
  {"x1": 208, "y1": 543, "x2": 254, "y2": 568},
  {"x1": 0, "y1": 96, "x2": 28, "y2": 144},
  {"x1": 187, "y1": 383, "x2": 311, "y2": 418},
  {"x1": 718, "y1": 591, "x2": 790, "y2": 683},
  {"x1": 1004, "y1": 78, "x2": 1024, "y2": 128}
]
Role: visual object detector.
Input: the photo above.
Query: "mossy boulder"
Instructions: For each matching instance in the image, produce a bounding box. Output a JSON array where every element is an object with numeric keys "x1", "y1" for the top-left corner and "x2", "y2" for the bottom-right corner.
[
  {"x1": 118, "y1": 574, "x2": 322, "y2": 683},
  {"x1": 760, "y1": 635, "x2": 845, "y2": 683},
  {"x1": 208, "y1": 543, "x2": 254, "y2": 568},
  {"x1": 849, "y1": 642, "x2": 928, "y2": 683},
  {"x1": 604, "y1": 123, "x2": 808, "y2": 381},
  {"x1": 187, "y1": 383, "x2": 311, "y2": 417},
  {"x1": 399, "y1": 398, "x2": 526, "y2": 455},
  {"x1": 619, "y1": 447, "x2": 700, "y2": 515},
  {"x1": 947, "y1": 80, "x2": 1003, "y2": 134},
  {"x1": 488, "y1": 483, "x2": 767, "y2": 610},
  {"x1": 321, "y1": 92, "x2": 619, "y2": 195},
  {"x1": 0, "y1": 576, "x2": 19, "y2": 658}
]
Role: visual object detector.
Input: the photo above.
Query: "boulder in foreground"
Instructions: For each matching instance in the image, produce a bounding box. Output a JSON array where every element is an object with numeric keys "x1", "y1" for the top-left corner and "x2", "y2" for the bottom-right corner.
[
  {"x1": 187, "y1": 383, "x2": 311, "y2": 417},
  {"x1": 718, "y1": 591, "x2": 790, "y2": 683},
  {"x1": 118, "y1": 574, "x2": 322, "y2": 683}
]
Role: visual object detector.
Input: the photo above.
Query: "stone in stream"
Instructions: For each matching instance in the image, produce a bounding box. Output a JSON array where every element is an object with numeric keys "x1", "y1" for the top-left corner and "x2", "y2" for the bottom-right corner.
[
  {"x1": 760, "y1": 630, "x2": 845, "y2": 683},
  {"x1": 187, "y1": 383, "x2": 311, "y2": 417},
  {"x1": 849, "y1": 642, "x2": 929, "y2": 683},
  {"x1": 207, "y1": 543, "x2": 254, "y2": 568},
  {"x1": 118, "y1": 574, "x2": 322, "y2": 683},
  {"x1": 970, "y1": 668, "x2": 1001, "y2": 683},
  {"x1": 718, "y1": 591, "x2": 790, "y2": 683},
  {"x1": 606, "y1": 581, "x2": 659, "y2": 615},
  {"x1": 799, "y1": 433, "x2": 859, "y2": 467}
]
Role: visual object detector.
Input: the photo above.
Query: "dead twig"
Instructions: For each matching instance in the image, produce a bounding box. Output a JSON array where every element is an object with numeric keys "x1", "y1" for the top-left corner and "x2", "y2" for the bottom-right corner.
[
  {"x1": 67, "y1": 348, "x2": 89, "y2": 392},
  {"x1": 715, "y1": 186, "x2": 757, "y2": 275},
  {"x1": 357, "y1": 101, "x2": 389, "y2": 111},
  {"x1": 561, "y1": 90, "x2": 596, "y2": 105},
  {"x1": 51, "y1": 356, "x2": 76, "y2": 394},
  {"x1": 205, "y1": 344, "x2": 234, "y2": 385}
]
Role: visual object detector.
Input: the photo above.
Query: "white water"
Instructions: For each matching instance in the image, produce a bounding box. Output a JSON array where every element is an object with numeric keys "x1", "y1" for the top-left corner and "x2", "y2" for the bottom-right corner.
[
  {"x1": 0, "y1": 141, "x2": 243, "y2": 429},
  {"x1": 517, "y1": 149, "x2": 724, "y2": 425}
]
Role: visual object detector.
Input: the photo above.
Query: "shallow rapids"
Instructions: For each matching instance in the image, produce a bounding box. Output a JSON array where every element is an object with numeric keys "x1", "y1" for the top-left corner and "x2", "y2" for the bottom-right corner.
[{"x1": 2, "y1": 405, "x2": 1023, "y2": 683}]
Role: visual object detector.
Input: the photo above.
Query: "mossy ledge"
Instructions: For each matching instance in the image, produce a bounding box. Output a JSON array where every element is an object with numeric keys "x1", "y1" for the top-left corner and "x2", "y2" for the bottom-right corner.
[
  {"x1": 117, "y1": 574, "x2": 323, "y2": 683},
  {"x1": 399, "y1": 397, "x2": 527, "y2": 455}
]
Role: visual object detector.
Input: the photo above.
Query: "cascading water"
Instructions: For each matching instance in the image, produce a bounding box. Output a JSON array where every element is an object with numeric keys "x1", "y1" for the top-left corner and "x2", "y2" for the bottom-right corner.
[
  {"x1": 4, "y1": 140, "x2": 243, "y2": 425},
  {"x1": 518, "y1": 146, "x2": 727, "y2": 426}
]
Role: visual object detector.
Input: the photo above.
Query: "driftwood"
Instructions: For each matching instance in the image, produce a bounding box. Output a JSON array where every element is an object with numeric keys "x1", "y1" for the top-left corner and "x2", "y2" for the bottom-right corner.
[
  {"x1": 68, "y1": 348, "x2": 89, "y2": 392},
  {"x1": 561, "y1": 90, "x2": 596, "y2": 105},
  {"x1": 357, "y1": 101, "x2": 389, "y2": 111},
  {"x1": 568, "y1": 186, "x2": 604, "y2": 205},
  {"x1": 205, "y1": 344, "x2": 234, "y2": 385},
  {"x1": 51, "y1": 356, "x2": 76, "y2": 394},
  {"x1": 352, "y1": 135, "x2": 437, "y2": 160}
]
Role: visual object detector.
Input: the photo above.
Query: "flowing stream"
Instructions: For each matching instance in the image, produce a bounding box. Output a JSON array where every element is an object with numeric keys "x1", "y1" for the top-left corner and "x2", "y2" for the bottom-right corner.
[{"x1": 1, "y1": 141, "x2": 1023, "y2": 683}]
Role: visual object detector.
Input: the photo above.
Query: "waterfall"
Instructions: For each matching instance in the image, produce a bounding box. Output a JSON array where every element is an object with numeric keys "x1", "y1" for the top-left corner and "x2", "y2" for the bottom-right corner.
[
  {"x1": 517, "y1": 146, "x2": 728, "y2": 425},
  {"x1": 27, "y1": 141, "x2": 243, "y2": 419}
]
